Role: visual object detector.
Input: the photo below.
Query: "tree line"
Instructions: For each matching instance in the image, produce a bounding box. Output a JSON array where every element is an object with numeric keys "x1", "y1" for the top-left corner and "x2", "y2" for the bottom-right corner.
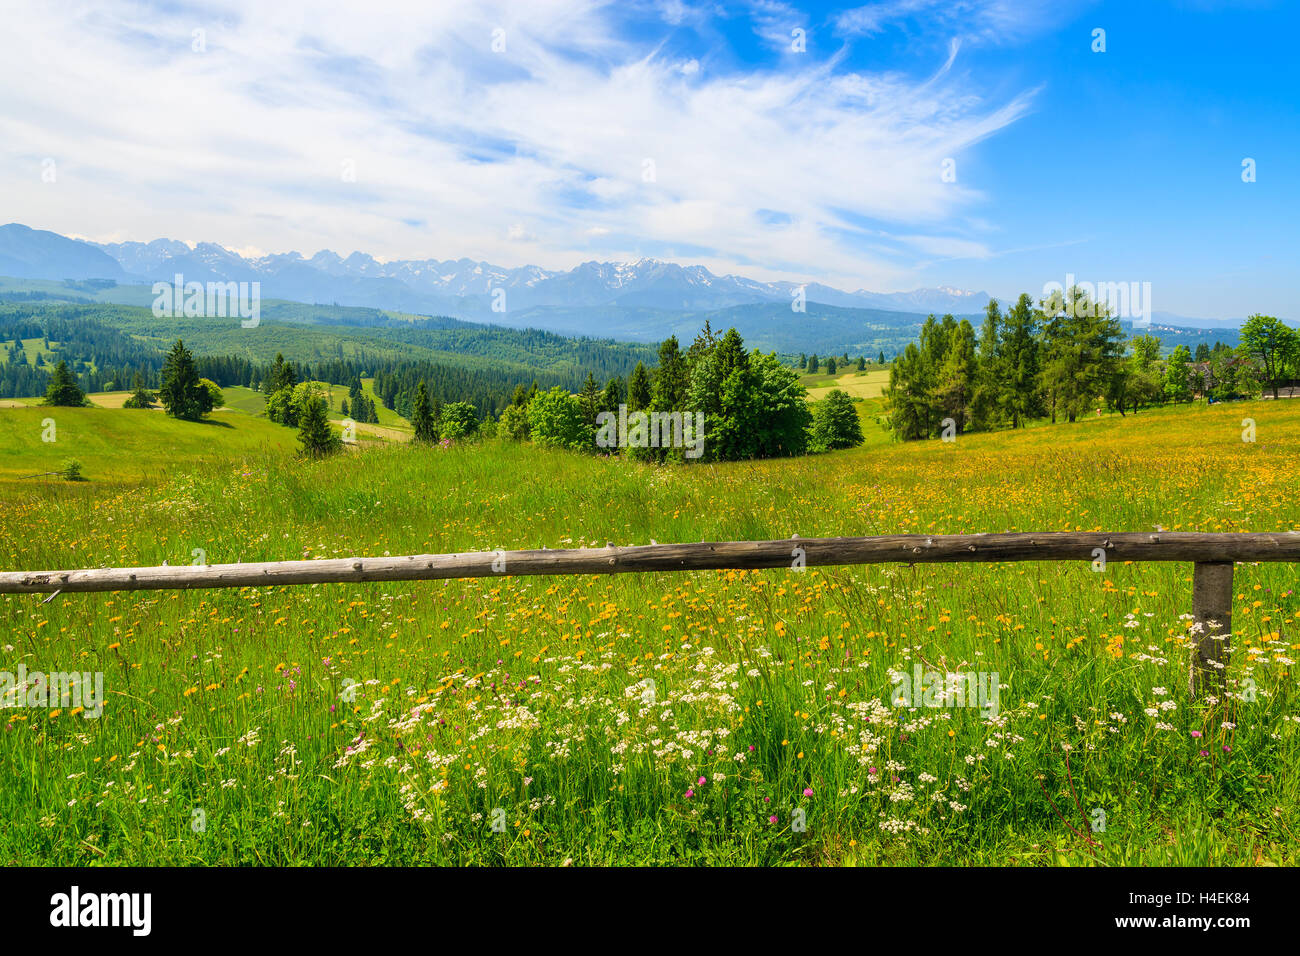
[
  {"x1": 0, "y1": 303, "x2": 652, "y2": 413},
  {"x1": 885, "y1": 287, "x2": 1298, "y2": 440},
  {"x1": 496, "y1": 323, "x2": 864, "y2": 461},
  {"x1": 41, "y1": 340, "x2": 224, "y2": 421}
]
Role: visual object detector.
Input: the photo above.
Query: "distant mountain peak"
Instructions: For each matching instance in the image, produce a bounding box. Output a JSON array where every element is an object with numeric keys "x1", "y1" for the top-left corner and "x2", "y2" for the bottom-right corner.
[{"x1": 3, "y1": 222, "x2": 995, "y2": 319}]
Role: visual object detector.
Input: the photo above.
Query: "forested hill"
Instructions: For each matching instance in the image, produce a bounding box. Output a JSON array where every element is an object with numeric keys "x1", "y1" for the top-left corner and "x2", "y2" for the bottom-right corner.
[{"x1": 0, "y1": 302, "x2": 656, "y2": 411}]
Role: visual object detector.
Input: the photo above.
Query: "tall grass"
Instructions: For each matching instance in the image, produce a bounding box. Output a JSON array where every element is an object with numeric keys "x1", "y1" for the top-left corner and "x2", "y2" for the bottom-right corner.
[{"x1": 0, "y1": 398, "x2": 1296, "y2": 864}]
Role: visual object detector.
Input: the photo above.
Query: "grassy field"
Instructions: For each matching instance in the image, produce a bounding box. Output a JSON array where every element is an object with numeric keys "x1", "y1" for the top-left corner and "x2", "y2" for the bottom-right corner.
[
  {"x1": 802, "y1": 367, "x2": 890, "y2": 401},
  {"x1": 327, "y1": 378, "x2": 414, "y2": 437},
  {"x1": 0, "y1": 337, "x2": 61, "y2": 367},
  {"x1": 219, "y1": 386, "x2": 269, "y2": 416},
  {"x1": 2, "y1": 391, "x2": 144, "y2": 410},
  {"x1": 187, "y1": 383, "x2": 412, "y2": 443},
  {"x1": 0, "y1": 398, "x2": 1297, "y2": 865},
  {"x1": 0, "y1": 406, "x2": 297, "y2": 489}
]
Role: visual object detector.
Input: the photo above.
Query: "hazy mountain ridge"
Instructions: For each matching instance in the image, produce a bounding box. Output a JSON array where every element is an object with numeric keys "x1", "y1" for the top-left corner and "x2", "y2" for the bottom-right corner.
[
  {"x1": 3, "y1": 223, "x2": 993, "y2": 316},
  {"x1": 0, "y1": 225, "x2": 1271, "y2": 343}
]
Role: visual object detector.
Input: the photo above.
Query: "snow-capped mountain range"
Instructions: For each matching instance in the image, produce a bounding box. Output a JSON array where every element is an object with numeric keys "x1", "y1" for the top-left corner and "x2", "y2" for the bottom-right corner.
[{"x1": 1, "y1": 223, "x2": 991, "y2": 317}]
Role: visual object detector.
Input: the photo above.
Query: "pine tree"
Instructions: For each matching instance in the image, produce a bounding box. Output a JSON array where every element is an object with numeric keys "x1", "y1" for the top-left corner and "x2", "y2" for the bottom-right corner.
[
  {"x1": 1000, "y1": 294, "x2": 1041, "y2": 429},
  {"x1": 886, "y1": 343, "x2": 930, "y2": 440},
  {"x1": 266, "y1": 354, "x2": 297, "y2": 395},
  {"x1": 578, "y1": 373, "x2": 603, "y2": 441},
  {"x1": 411, "y1": 381, "x2": 437, "y2": 443},
  {"x1": 297, "y1": 395, "x2": 341, "y2": 457},
  {"x1": 686, "y1": 321, "x2": 718, "y2": 369},
  {"x1": 602, "y1": 375, "x2": 626, "y2": 412},
  {"x1": 122, "y1": 372, "x2": 155, "y2": 409},
  {"x1": 627, "y1": 362, "x2": 652, "y2": 411},
  {"x1": 43, "y1": 360, "x2": 86, "y2": 407},
  {"x1": 159, "y1": 340, "x2": 212, "y2": 420},
  {"x1": 685, "y1": 327, "x2": 754, "y2": 461},
  {"x1": 1037, "y1": 287, "x2": 1124, "y2": 423},
  {"x1": 933, "y1": 320, "x2": 977, "y2": 433},
  {"x1": 651, "y1": 337, "x2": 689, "y2": 411},
  {"x1": 970, "y1": 299, "x2": 1004, "y2": 430}
]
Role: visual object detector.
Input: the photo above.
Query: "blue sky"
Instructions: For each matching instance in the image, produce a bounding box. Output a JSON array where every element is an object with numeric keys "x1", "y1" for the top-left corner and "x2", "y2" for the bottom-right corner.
[{"x1": 1, "y1": 0, "x2": 1295, "y2": 318}]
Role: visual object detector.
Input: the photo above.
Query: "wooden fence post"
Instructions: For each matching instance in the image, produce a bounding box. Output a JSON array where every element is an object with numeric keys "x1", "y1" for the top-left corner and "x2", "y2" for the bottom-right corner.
[{"x1": 1189, "y1": 561, "x2": 1233, "y2": 699}]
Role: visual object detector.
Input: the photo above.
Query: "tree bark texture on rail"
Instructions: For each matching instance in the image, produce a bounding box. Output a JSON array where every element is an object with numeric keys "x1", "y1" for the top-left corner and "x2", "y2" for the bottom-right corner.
[{"x1": 1, "y1": 531, "x2": 1297, "y2": 594}]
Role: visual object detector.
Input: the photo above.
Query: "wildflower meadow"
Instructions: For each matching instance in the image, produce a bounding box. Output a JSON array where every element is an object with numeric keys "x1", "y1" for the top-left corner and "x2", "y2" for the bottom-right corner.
[{"x1": 1, "y1": 397, "x2": 1296, "y2": 866}]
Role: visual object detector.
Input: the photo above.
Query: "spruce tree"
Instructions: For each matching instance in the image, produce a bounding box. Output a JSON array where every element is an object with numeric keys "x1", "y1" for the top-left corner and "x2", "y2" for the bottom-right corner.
[
  {"x1": 999, "y1": 294, "x2": 1041, "y2": 429},
  {"x1": 159, "y1": 340, "x2": 211, "y2": 420},
  {"x1": 122, "y1": 372, "x2": 155, "y2": 409},
  {"x1": 627, "y1": 362, "x2": 652, "y2": 411},
  {"x1": 579, "y1": 372, "x2": 603, "y2": 431},
  {"x1": 43, "y1": 360, "x2": 87, "y2": 407},
  {"x1": 970, "y1": 299, "x2": 1004, "y2": 430},
  {"x1": 602, "y1": 375, "x2": 626, "y2": 412},
  {"x1": 269, "y1": 354, "x2": 298, "y2": 394},
  {"x1": 297, "y1": 395, "x2": 341, "y2": 457},
  {"x1": 411, "y1": 381, "x2": 437, "y2": 443}
]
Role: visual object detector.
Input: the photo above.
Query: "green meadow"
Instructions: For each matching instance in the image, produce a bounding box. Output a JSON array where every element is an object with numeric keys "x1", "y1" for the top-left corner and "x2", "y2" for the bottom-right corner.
[{"x1": 0, "y1": 397, "x2": 1297, "y2": 865}]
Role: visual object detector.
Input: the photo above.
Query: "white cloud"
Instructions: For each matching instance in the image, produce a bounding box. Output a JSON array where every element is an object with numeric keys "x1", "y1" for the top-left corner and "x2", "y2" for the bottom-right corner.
[
  {"x1": 0, "y1": 0, "x2": 1042, "y2": 291},
  {"x1": 835, "y1": 0, "x2": 1079, "y2": 45},
  {"x1": 894, "y1": 234, "x2": 992, "y2": 259}
]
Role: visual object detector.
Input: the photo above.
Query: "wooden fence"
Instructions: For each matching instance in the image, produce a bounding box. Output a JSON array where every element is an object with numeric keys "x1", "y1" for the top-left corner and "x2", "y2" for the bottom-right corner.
[{"x1": 4, "y1": 531, "x2": 1298, "y2": 698}]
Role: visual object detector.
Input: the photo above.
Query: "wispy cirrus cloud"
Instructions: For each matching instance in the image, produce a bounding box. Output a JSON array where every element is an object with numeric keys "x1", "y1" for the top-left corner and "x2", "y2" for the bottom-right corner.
[
  {"x1": 834, "y1": 0, "x2": 1084, "y2": 44},
  {"x1": 0, "y1": 0, "x2": 1048, "y2": 290}
]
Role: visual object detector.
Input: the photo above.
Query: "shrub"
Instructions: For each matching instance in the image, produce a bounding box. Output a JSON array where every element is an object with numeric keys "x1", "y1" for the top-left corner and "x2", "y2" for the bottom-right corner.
[
  {"x1": 439, "y1": 401, "x2": 479, "y2": 441},
  {"x1": 499, "y1": 403, "x2": 530, "y2": 441},
  {"x1": 527, "y1": 387, "x2": 591, "y2": 450},
  {"x1": 810, "y1": 389, "x2": 865, "y2": 452}
]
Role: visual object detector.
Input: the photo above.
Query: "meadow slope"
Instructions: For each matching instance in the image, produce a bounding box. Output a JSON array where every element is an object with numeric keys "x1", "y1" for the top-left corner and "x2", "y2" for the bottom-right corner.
[
  {"x1": 0, "y1": 399, "x2": 1297, "y2": 865},
  {"x1": 0, "y1": 405, "x2": 296, "y2": 488}
]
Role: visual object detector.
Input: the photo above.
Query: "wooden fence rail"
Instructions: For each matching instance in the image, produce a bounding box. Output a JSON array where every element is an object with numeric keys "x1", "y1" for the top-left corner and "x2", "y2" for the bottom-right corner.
[{"x1": 4, "y1": 531, "x2": 1298, "y2": 698}]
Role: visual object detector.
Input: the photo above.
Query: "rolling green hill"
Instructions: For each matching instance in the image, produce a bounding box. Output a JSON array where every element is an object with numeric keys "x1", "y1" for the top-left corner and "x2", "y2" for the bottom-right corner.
[
  {"x1": 0, "y1": 301, "x2": 657, "y2": 410},
  {"x1": 0, "y1": 405, "x2": 298, "y2": 489}
]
